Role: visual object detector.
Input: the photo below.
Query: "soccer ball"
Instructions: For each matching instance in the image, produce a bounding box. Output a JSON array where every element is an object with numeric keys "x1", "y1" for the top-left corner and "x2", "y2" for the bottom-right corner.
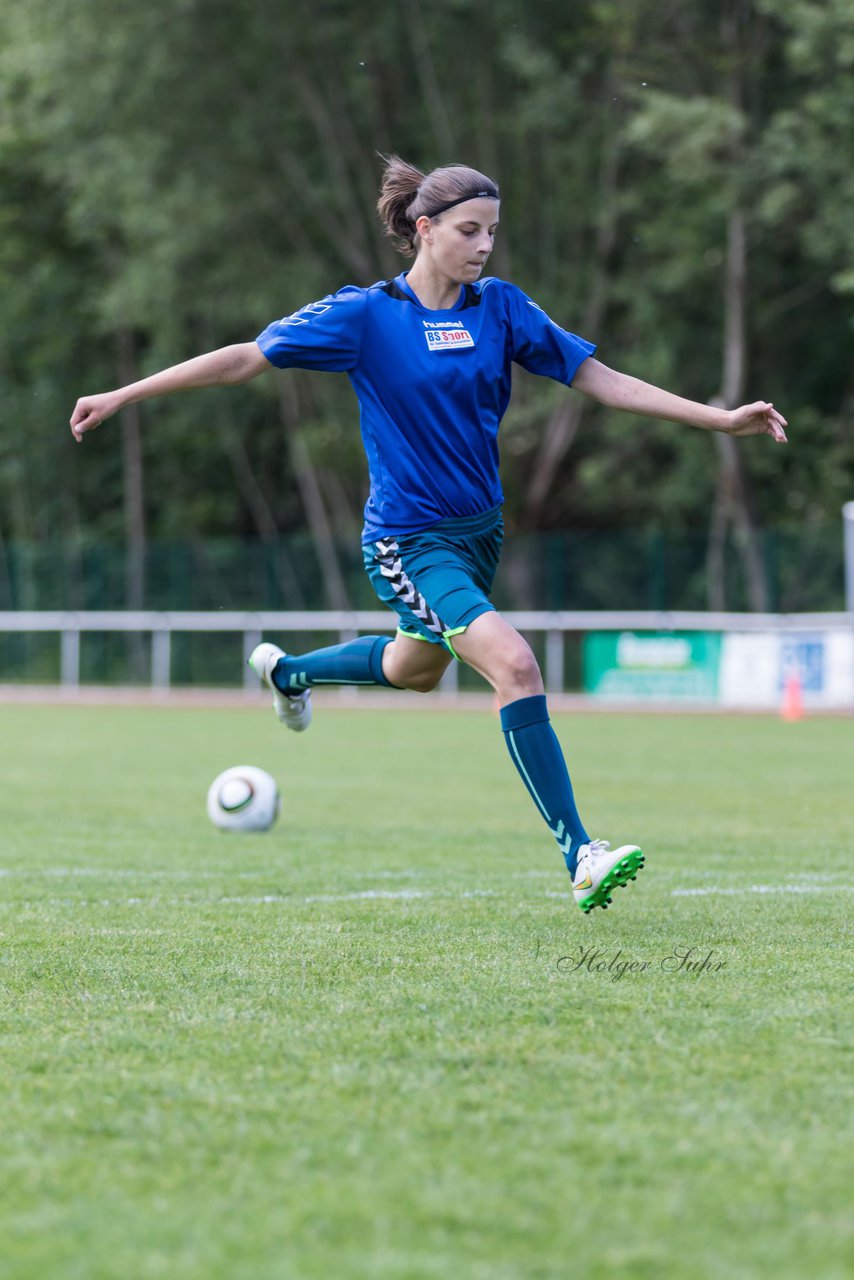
[{"x1": 206, "y1": 765, "x2": 281, "y2": 832}]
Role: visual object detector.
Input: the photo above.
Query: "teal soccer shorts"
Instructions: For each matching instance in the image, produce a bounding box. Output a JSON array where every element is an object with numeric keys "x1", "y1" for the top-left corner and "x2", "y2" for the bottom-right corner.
[{"x1": 363, "y1": 506, "x2": 504, "y2": 656}]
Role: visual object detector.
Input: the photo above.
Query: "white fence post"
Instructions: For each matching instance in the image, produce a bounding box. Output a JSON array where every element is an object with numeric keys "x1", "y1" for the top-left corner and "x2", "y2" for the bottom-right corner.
[
  {"x1": 151, "y1": 630, "x2": 171, "y2": 688},
  {"x1": 843, "y1": 502, "x2": 854, "y2": 614},
  {"x1": 60, "y1": 627, "x2": 80, "y2": 688},
  {"x1": 545, "y1": 628, "x2": 564, "y2": 694},
  {"x1": 439, "y1": 661, "x2": 459, "y2": 694},
  {"x1": 337, "y1": 619, "x2": 360, "y2": 702},
  {"x1": 243, "y1": 628, "x2": 263, "y2": 688}
]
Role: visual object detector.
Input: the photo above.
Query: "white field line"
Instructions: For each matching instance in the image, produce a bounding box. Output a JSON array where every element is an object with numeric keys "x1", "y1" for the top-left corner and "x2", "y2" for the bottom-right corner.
[
  {"x1": 671, "y1": 884, "x2": 854, "y2": 896},
  {"x1": 303, "y1": 889, "x2": 428, "y2": 903},
  {"x1": 0, "y1": 889, "x2": 488, "y2": 909},
  {"x1": 2, "y1": 867, "x2": 852, "y2": 905},
  {"x1": 2, "y1": 866, "x2": 847, "y2": 883},
  {"x1": 0, "y1": 867, "x2": 274, "y2": 879},
  {"x1": 0, "y1": 867, "x2": 423, "y2": 880}
]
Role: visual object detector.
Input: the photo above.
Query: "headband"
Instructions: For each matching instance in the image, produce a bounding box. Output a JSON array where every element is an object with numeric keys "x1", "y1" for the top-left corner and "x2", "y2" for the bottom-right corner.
[{"x1": 423, "y1": 188, "x2": 499, "y2": 218}]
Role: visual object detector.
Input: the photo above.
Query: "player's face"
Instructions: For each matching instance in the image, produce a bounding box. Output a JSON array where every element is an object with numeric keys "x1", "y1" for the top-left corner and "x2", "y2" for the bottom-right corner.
[{"x1": 421, "y1": 198, "x2": 500, "y2": 283}]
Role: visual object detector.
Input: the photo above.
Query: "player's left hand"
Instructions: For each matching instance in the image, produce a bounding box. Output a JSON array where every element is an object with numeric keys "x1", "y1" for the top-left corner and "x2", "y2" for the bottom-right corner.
[{"x1": 725, "y1": 402, "x2": 788, "y2": 443}]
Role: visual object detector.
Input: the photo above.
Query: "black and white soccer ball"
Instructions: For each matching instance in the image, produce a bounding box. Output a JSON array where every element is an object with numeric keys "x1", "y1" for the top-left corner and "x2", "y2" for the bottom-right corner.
[{"x1": 206, "y1": 765, "x2": 281, "y2": 832}]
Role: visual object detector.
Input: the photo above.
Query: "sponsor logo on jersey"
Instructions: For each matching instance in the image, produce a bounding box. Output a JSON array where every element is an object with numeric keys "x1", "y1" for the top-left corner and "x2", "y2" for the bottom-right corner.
[{"x1": 424, "y1": 327, "x2": 475, "y2": 351}]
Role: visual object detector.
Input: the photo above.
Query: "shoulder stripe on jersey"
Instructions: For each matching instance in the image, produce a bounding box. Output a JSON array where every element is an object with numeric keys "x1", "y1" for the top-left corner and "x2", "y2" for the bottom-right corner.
[{"x1": 379, "y1": 280, "x2": 415, "y2": 304}]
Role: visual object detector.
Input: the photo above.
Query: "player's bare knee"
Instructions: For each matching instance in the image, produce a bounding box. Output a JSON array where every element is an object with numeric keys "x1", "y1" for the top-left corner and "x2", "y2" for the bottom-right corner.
[
  {"x1": 498, "y1": 643, "x2": 542, "y2": 696},
  {"x1": 403, "y1": 669, "x2": 444, "y2": 693}
]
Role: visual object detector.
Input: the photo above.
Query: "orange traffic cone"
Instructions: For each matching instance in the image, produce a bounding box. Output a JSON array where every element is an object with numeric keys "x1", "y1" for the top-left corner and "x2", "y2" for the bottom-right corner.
[{"x1": 780, "y1": 672, "x2": 804, "y2": 722}]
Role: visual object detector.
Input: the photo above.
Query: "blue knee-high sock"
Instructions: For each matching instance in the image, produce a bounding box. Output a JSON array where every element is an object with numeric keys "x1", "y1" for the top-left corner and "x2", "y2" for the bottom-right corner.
[
  {"x1": 271, "y1": 634, "x2": 395, "y2": 693},
  {"x1": 499, "y1": 694, "x2": 590, "y2": 876}
]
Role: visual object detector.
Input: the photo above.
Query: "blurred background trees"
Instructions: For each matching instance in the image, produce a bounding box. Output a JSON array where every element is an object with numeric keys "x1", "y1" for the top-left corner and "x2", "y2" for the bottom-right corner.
[{"x1": 0, "y1": 0, "x2": 851, "y2": 613}]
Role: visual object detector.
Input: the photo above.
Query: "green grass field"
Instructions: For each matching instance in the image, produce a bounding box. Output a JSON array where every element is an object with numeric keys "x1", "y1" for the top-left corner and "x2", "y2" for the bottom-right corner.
[{"x1": 1, "y1": 701, "x2": 851, "y2": 1280}]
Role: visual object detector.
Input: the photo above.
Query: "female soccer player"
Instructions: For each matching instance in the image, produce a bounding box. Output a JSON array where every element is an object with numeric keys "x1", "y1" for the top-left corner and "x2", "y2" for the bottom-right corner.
[{"x1": 70, "y1": 156, "x2": 788, "y2": 913}]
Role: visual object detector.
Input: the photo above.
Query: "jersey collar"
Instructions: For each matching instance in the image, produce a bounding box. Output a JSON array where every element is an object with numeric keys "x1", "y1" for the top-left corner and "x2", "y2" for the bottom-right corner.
[{"x1": 393, "y1": 273, "x2": 483, "y2": 314}]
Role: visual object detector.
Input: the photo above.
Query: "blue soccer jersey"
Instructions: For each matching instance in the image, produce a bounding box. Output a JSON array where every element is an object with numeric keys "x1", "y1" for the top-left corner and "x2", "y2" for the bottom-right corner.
[{"x1": 256, "y1": 273, "x2": 595, "y2": 540}]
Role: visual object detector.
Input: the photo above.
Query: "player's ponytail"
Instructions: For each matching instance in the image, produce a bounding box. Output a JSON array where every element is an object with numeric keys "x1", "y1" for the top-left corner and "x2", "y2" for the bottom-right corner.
[
  {"x1": 377, "y1": 155, "x2": 499, "y2": 258},
  {"x1": 376, "y1": 155, "x2": 426, "y2": 257}
]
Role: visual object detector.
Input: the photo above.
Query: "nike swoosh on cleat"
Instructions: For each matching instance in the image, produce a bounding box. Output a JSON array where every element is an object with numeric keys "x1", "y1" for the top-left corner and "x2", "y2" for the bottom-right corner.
[{"x1": 574, "y1": 875, "x2": 593, "y2": 891}]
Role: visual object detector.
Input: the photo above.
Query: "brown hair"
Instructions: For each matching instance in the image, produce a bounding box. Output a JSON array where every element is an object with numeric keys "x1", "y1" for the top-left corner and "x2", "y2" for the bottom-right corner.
[{"x1": 376, "y1": 155, "x2": 500, "y2": 258}]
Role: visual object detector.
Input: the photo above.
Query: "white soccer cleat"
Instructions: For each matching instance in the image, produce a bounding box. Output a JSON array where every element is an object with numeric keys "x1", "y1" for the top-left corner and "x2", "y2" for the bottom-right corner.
[
  {"x1": 572, "y1": 839, "x2": 645, "y2": 914},
  {"x1": 248, "y1": 642, "x2": 312, "y2": 732}
]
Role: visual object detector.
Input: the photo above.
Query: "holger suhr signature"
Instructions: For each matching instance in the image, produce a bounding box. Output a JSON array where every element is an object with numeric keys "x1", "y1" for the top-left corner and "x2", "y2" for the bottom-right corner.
[{"x1": 552, "y1": 945, "x2": 727, "y2": 982}]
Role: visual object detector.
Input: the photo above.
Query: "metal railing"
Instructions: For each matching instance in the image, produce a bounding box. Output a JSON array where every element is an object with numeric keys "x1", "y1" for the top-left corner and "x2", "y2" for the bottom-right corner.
[{"x1": 1, "y1": 609, "x2": 851, "y2": 693}]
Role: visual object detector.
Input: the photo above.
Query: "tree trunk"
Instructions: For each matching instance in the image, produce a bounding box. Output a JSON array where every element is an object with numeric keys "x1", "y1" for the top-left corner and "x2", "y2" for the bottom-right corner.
[
  {"x1": 0, "y1": 525, "x2": 12, "y2": 610},
  {"x1": 217, "y1": 415, "x2": 307, "y2": 608},
  {"x1": 276, "y1": 373, "x2": 351, "y2": 610},
  {"x1": 707, "y1": 210, "x2": 769, "y2": 611},
  {"x1": 116, "y1": 329, "x2": 148, "y2": 678},
  {"x1": 280, "y1": 49, "x2": 377, "y2": 279},
  {"x1": 521, "y1": 127, "x2": 621, "y2": 524},
  {"x1": 706, "y1": 5, "x2": 769, "y2": 611},
  {"x1": 404, "y1": 8, "x2": 457, "y2": 158}
]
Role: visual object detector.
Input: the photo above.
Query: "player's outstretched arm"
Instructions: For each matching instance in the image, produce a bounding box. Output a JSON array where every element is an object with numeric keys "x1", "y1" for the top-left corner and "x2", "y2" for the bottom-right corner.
[
  {"x1": 572, "y1": 358, "x2": 788, "y2": 443},
  {"x1": 70, "y1": 342, "x2": 272, "y2": 442}
]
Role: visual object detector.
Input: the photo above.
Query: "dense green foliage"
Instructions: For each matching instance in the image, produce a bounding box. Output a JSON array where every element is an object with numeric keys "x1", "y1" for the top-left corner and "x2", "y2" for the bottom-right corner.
[
  {"x1": 0, "y1": 1, "x2": 852, "y2": 608},
  {"x1": 1, "y1": 703, "x2": 851, "y2": 1278}
]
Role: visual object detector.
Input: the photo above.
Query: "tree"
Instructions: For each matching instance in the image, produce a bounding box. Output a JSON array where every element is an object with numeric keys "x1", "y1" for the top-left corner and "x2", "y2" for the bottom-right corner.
[{"x1": 0, "y1": 0, "x2": 851, "y2": 615}]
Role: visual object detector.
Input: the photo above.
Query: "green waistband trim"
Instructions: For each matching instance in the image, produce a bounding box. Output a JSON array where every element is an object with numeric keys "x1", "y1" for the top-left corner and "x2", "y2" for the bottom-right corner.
[
  {"x1": 396, "y1": 624, "x2": 466, "y2": 661},
  {"x1": 442, "y1": 626, "x2": 467, "y2": 662}
]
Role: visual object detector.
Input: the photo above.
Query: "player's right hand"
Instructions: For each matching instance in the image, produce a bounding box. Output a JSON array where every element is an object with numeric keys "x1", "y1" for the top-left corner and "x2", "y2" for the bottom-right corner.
[
  {"x1": 70, "y1": 391, "x2": 122, "y2": 442},
  {"x1": 725, "y1": 401, "x2": 788, "y2": 443}
]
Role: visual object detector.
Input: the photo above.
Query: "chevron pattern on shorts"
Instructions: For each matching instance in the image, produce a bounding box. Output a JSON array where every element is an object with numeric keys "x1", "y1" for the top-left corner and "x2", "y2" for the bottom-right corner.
[{"x1": 374, "y1": 539, "x2": 447, "y2": 636}]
